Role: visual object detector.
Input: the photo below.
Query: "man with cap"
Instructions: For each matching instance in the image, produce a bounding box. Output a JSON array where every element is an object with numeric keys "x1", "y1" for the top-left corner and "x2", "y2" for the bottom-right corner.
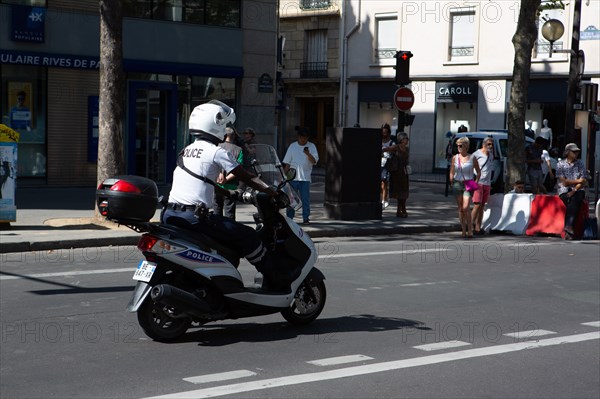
[
  {"x1": 282, "y1": 127, "x2": 319, "y2": 224},
  {"x1": 556, "y1": 143, "x2": 587, "y2": 240}
]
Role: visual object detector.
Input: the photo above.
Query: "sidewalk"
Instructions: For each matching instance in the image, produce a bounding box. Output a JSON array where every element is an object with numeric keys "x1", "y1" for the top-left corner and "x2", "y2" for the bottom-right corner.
[{"x1": 0, "y1": 173, "x2": 460, "y2": 254}]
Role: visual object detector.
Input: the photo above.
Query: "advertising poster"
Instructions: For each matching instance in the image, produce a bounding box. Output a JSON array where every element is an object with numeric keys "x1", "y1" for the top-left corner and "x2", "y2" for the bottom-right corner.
[
  {"x1": 0, "y1": 124, "x2": 19, "y2": 222},
  {"x1": 7, "y1": 81, "x2": 33, "y2": 131}
]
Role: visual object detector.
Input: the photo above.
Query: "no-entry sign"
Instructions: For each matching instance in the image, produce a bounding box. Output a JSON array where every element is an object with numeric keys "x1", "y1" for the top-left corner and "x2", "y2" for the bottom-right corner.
[{"x1": 393, "y1": 87, "x2": 414, "y2": 111}]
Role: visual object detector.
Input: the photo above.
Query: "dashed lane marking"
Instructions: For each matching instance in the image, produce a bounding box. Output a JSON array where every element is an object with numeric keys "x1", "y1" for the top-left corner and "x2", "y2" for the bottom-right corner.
[
  {"x1": 581, "y1": 321, "x2": 600, "y2": 328},
  {"x1": 183, "y1": 370, "x2": 257, "y2": 384},
  {"x1": 413, "y1": 341, "x2": 472, "y2": 351},
  {"x1": 503, "y1": 329, "x2": 557, "y2": 339},
  {"x1": 144, "y1": 331, "x2": 600, "y2": 399},
  {"x1": 307, "y1": 355, "x2": 374, "y2": 366},
  {"x1": 0, "y1": 268, "x2": 133, "y2": 281}
]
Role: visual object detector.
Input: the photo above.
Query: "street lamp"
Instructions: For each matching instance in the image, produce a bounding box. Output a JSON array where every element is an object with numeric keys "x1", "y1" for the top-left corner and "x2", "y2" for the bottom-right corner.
[
  {"x1": 541, "y1": 19, "x2": 564, "y2": 58},
  {"x1": 540, "y1": 0, "x2": 584, "y2": 147}
]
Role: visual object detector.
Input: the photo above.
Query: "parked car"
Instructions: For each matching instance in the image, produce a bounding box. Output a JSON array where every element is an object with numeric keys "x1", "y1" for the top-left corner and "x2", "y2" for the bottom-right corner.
[{"x1": 451, "y1": 131, "x2": 535, "y2": 193}]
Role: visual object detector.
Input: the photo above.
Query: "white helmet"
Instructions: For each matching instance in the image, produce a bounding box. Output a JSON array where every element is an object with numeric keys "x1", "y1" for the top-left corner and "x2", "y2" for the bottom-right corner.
[{"x1": 189, "y1": 100, "x2": 236, "y2": 141}]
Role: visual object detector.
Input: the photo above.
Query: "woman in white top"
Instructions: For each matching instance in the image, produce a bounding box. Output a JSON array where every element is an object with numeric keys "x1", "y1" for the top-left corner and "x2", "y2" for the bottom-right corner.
[{"x1": 449, "y1": 136, "x2": 481, "y2": 238}]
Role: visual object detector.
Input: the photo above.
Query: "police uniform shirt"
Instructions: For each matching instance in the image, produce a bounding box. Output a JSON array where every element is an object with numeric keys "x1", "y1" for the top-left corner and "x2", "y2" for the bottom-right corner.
[{"x1": 168, "y1": 140, "x2": 239, "y2": 207}]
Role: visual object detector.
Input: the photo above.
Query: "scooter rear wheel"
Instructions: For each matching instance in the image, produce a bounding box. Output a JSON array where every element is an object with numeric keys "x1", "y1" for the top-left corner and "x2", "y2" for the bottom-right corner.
[
  {"x1": 281, "y1": 278, "x2": 326, "y2": 325},
  {"x1": 137, "y1": 298, "x2": 192, "y2": 342}
]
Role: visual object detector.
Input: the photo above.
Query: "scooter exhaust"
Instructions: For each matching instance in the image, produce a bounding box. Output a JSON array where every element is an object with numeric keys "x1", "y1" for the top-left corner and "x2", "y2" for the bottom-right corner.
[{"x1": 151, "y1": 284, "x2": 213, "y2": 317}]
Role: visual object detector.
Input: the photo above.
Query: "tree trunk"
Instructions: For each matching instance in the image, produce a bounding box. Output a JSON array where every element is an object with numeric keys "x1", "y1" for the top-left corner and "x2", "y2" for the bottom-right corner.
[
  {"x1": 506, "y1": 0, "x2": 541, "y2": 191},
  {"x1": 96, "y1": 0, "x2": 125, "y2": 218}
]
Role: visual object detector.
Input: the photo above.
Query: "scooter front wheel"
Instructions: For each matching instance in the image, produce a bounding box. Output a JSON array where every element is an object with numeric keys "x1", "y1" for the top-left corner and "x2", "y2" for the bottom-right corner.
[
  {"x1": 281, "y1": 278, "x2": 326, "y2": 325},
  {"x1": 137, "y1": 298, "x2": 192, "y2": 342}
]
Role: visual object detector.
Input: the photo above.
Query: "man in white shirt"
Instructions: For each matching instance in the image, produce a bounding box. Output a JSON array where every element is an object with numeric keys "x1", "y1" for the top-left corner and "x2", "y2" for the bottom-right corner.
[
  {"x1": 471, "y1": 137, "x2": 494, "y2": 235},
  {"x1": 282, "y1": 128, "x2": 319, "y2": 224}
]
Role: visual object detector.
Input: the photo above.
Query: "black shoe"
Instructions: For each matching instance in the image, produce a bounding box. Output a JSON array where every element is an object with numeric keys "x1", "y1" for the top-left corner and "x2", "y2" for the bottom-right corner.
[{"x1": 301, "y1": 219, "x2": 310, "y2": 225}]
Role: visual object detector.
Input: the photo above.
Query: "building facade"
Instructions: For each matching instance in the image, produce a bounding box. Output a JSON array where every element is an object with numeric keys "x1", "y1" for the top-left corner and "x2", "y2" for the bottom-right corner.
[
  {"x1": 278, "y1": 0, "x2": 340, "y2": 164},
  {"x1": 341, "y1": 0, "x2": 600, "y2": 174},
  {"x1": 1, "y1": 0, "x2": 279, "y2": 186}
]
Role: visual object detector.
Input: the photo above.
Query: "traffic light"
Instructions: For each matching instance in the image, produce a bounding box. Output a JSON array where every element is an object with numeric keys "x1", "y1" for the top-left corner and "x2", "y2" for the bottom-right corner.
[
  {"x1": 395, "y1": 51, "x2": 413, "y2": 86},
  {"x1": 398, "y1": 112, "x2": 416, "y2": 127}
]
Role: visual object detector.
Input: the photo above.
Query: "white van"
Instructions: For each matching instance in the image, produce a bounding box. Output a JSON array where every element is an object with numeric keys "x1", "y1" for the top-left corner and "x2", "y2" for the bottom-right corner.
[{"x1": 451, "y1": 131, "x2": 535, "y2": 193}]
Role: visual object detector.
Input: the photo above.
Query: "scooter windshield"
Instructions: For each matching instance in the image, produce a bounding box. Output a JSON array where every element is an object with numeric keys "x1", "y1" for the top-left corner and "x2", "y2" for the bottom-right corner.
[{"x1": 246, "y1": 144, "x2": 302, "y2": 211}]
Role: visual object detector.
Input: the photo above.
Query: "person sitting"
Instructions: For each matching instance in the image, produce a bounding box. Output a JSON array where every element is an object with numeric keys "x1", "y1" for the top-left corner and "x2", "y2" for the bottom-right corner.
[
  {"x1": 509, "y1": 180, "x2": 526, "y2": 194},
  {"x1": 556, "y1": 143, "x2": 587, "y2": 240}
]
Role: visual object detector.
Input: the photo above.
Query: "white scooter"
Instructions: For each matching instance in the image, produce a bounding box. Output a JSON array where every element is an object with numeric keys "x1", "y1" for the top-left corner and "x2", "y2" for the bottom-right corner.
[{"x1": 96, "y1": 145, "x2": 326, "y2": 342}]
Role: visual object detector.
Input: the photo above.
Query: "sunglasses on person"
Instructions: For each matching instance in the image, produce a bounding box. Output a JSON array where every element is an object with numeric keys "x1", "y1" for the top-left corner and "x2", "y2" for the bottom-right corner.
[
  {"x1": 457, "y1": 144, "x2": 464, "y2": 148},
  {"x1": 486, "y1": 143, "x2": 493, "y2": 147}
]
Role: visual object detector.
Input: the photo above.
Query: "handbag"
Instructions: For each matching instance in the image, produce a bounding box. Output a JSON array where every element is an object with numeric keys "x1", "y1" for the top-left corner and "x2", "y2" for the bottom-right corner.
[
  {"x1": 384, "y1": 155, "x2": 399, "y2": 172},
  {"x1": 405, "y1": 165, "x2": 413, "y2": 175},
  {"x1": 464, "y1": 179, "x2": 478, "y2": 192},
  {"x1": 458, "y1": 156, "x2": 478, "y2": 192}
]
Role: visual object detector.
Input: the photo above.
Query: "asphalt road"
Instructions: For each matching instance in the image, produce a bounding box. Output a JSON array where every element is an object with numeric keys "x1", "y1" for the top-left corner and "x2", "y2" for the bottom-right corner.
[{"x1": 1, "y1": 234, "x2": 599, "y2": 399}]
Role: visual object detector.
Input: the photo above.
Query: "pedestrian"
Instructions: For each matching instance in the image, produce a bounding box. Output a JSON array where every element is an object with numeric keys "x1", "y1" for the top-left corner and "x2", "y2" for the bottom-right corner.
[
  {"x1": 541, "y1": 142, "x2": 555, "y2": 193},
  {"x1": 471, "y1": 137, "x2": 494, "y2": 234},
  {"x1": 390, "y1": 132, "x2": 410, "y2": 217},
  {"x1": 241, "y1": 127, "x2": 258, "y2": 171},
  {"x1": 525, "y1": 136, "x2": 546, "y2": 194},
  {"x1": 556, "y1": 143, "x2": 588, "y2": 240},
  {"x1": 214, "y1": 127, "x2": 243, "y2": 220},
  {"x1": 380, "y1": 123, "x2": 396, "y2": 209},
  {"x1": 444, "y1": 131, "x2": 455, "y2": 197},
  {"x1": 509, "y1": 180, "x2": 526, "y2": 194},
  {"x1": 282, "y1": 127, "x2": 319, "y2": 224},
  {"x1": 449, "y1": 136, "x2": 481, "y2": 238}
]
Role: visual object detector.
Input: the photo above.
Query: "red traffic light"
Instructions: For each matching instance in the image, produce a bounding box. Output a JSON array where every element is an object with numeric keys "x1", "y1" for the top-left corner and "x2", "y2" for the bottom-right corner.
[{"x1": 395, "y1": 51, "x2": 413, "y2": 86}]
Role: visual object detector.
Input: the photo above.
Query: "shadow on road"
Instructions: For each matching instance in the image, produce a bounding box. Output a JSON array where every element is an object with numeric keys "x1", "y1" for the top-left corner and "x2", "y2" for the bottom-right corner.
[{"x1": 175, "y1": 314, "x2": 431, "y2": 346}]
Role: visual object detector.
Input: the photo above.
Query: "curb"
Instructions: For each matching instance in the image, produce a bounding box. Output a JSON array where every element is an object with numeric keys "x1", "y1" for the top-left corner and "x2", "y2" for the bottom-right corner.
[
  {"x1": 0, "y1": 224, "x2": 460, "y2": 254},
  {"x1": 0, "y1": 236, "x2": 140, "y2": 254}
]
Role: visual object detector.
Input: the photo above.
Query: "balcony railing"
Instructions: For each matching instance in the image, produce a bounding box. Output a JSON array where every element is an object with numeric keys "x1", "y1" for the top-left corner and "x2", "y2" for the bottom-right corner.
[
  {"x1": 300, "y1": 62, "x2": 328, "y2": 78},
  {"x1": 300, "y1": 0, "x2": 331, "y2": 10},
  {"x1": 450, "y1": 46, "x2": 475, "y2": 57},
  {"x1": 375, "y1": 48, "x2": 396, "y2": 59},
  {"x1": 536, "y1": 41, "x2": 564, "y2": 54}
]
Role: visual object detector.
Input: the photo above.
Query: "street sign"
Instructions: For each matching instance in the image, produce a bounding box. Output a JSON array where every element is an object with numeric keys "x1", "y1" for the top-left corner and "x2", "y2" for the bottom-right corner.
[{"x1": 394, "y1": 87, "x2": 414, "y2": 111}]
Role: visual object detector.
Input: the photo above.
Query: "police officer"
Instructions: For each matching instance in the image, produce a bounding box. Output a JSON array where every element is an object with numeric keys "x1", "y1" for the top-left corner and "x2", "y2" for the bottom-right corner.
[{"x1": 162, "y1": 100, "x2": 286, "y2": 289}]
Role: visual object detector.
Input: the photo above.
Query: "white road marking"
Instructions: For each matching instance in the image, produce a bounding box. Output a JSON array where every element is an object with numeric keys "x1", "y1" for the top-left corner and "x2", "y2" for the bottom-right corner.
[
  {"x1": 307, "y1": 355, "x2": 373, "y2": 366},
  {"x1": 503, "y1": 330, "x2": 557, "y2": 339},
  {"x1": 0, "y1": 268, "x2": 134, "y2": 281},
  {"x1": 413, "y1": 341, "x2": 472, "y2": 351},
  {"x1": 399, "y1": 280, "x2": 460, "y2": 287},
  {"x1": 318, "y1": 242, "x2": 558, "y2": 260},
  {"x1": 183, "y1": 370, "x2": 256, "y2": 384},
  {"x1": 144, "y1": 331, "x2": 600, "y2": 399},
  {"x1": 1, "y1": 242, "x2": 559, "y2": 281},
  {"x1": 581, "y1": 321, "x2": 600, "y2": 328}
]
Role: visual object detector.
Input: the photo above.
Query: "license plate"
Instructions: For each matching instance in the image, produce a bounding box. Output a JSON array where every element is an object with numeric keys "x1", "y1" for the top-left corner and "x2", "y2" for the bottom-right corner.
[{"x1": 133, "y1": 260, "x2": 156, "y2": 282}]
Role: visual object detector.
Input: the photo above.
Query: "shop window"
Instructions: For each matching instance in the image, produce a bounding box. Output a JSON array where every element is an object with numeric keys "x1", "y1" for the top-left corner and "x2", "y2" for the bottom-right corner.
[
  {"x1": 0, "y1": 1, "x2": 46, "y2": 5},
  {"x1": 374, "y1": 13, "x2": 398, "y2": 61},
  {"x1": 123, "y1": 0, "x2": 240, "y2": 27},
  {"x1": 448, "y1": 7, "x2": 478, "y2": 62},
  {"x1": 1, "y1": 65, "x2": 47, "y2": 177}
]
